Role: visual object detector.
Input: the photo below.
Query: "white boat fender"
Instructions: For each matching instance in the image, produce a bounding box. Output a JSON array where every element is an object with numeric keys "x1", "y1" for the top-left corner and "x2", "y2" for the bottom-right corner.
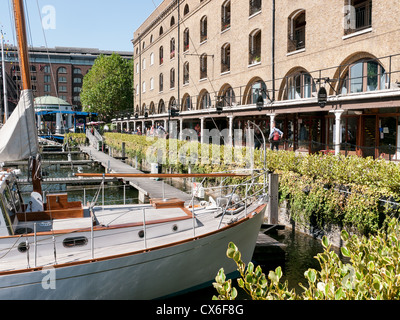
[{"x1": 28, "y1": 192, "x2": 44, "y2": 212}]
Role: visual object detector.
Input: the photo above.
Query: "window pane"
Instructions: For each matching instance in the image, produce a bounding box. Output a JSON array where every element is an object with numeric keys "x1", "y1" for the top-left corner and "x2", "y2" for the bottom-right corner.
[
  {"x1": 367, "y1": 62, "x2": 379, "y2": 91},
  {"x1": 350, "y1": 62, "x2": 363, "y2": 93}
]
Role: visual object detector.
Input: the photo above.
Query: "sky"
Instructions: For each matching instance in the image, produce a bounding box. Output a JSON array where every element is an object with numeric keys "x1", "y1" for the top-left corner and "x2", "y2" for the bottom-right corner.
[{"x1": 0, "y1": 0, "x2": 164, "y2": 52}]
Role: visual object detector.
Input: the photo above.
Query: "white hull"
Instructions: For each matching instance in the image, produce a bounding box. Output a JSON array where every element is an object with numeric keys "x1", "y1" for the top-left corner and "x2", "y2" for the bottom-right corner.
[{"x1": 0, "y1": 206, "x2": 265, "y2": 300}]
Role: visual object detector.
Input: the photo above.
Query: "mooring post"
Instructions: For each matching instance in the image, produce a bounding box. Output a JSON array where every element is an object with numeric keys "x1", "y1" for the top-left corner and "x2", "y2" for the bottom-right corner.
[
  {"x1": 122, "y1": 142, "x2": 126, "y2": 162},
  {"x1": 268, "y1": 172, "x2": 279, "y2": 225}
]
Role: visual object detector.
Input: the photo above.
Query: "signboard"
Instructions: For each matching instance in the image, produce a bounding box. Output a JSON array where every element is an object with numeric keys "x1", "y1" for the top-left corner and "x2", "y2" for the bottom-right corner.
[{"x1": 318, "y1": 87, "x2": 327, "y2": 108}]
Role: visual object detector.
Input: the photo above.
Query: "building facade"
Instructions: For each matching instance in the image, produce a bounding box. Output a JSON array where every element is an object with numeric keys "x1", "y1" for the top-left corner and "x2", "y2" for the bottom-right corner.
[
  {"x1": 126, "y1": 0, "x2": 400, "y2": 159},
  {"x1": 0, "y1": 46, "x2": 132, "y2": 115}
]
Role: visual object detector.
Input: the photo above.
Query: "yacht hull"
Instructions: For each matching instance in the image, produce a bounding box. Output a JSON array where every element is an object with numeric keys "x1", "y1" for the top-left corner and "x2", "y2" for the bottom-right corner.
[{"x1": 0, "y1": 206, "x2": 265, "y2": 300}]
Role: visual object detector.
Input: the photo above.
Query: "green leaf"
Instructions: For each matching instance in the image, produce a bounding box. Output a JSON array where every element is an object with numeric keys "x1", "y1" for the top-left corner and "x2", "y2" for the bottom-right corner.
[
  {"x1": 247, "y1": 262, "x2": 254, "y2": 274},
  {"x1": 341, "y1": 247, "x2": 350, "y2": 257},
  {"x1": 341, "y1": 230, "x2": 349, "y2": 242},
  {"x1": 335, "y1": 287, "x2": 345, "y2": 300},
  {"x1": 305, "y1": 269, "x2": 317, "y2": 283},
  {"x1": 227, "y1": 247, "x2": 236, "y2": 259},
  {"x1": 322, "y1": 236, "x2": 329, "y2": 248},
  {"x1": 233, "y1": 250, "x2": 241, "y2": 263},
  {"x1": 231, "y1": 287, "x2": 238, "y2": 299},
  {"x1": 275, "y1": 266, "x2": 282, "y2": 279},
  {"x1": 268, "y1": 270, "x2": 279, "y2": 284}
]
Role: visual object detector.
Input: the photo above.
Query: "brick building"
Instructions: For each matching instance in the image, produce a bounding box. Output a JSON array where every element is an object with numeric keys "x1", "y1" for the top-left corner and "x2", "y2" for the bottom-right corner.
[
  {"x1": 0, "y1": 46, "x2": 132, "y2": 115},
  {"x1": 122, "y1": 0, "x2": 400, "y2": 159}
]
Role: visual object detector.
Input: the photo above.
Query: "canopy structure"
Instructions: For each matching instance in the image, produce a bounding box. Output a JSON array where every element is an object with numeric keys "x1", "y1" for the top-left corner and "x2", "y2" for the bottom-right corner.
[{"x1": 34, "y1": 96, "x2": 98, "y2": 134}]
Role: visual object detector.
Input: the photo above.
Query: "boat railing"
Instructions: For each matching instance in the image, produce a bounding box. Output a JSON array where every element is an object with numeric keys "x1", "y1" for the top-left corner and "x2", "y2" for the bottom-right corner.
[
  {"x1": 217, "y1": 170, "x2": 268, "y2": 229},
  {"x1": 188, "y1": 170, "x2": 268, "y2": 230},
  {"x1": 5, "y1": 171, "x2": 268, "y2": 268}
]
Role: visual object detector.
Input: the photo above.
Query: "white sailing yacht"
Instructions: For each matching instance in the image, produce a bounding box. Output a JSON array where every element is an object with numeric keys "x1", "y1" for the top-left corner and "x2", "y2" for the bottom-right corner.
[{"x1": 0, "y1": 0, "x2": 267, "y2": 299}]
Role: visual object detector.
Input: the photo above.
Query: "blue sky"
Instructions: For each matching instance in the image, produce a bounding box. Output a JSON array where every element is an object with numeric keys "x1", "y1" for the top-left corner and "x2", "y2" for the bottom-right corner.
[{"x1": 0, "y1": 0, "x2": 163, "y2": 52}]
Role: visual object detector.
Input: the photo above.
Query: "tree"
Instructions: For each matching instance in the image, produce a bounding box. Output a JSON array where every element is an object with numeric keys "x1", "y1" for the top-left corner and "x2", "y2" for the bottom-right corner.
[{"x1": 81, "y1": 53, "x2": 133, "y2": 121}]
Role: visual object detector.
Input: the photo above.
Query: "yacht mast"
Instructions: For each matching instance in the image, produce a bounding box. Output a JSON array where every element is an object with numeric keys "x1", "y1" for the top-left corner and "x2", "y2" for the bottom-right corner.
[
  {"x1": 13, "y1": 0, "x2": 31, "y2": 91},
  {"x1": 12, "y1": 0, "x2": 42, "y2": 195},
  {"x1": 1, "y1": 30, "x2": 9, "y2": 123}
]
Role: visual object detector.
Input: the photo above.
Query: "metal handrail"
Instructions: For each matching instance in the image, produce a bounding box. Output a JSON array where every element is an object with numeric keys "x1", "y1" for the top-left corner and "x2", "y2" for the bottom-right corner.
[{"x1": 217, "y1": 170, "x2": 268, "y2": 229}]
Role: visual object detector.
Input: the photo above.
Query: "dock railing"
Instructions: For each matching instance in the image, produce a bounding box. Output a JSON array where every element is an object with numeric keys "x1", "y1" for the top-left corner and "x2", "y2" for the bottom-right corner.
[{"x1": 86, "y1": 128, "x2": 103, "y2": 150}]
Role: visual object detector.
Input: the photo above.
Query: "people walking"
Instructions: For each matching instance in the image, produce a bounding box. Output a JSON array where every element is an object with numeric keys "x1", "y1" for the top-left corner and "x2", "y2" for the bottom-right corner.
[{"x1": 269, "y1": 122, "x2": 283, "y2": 151}]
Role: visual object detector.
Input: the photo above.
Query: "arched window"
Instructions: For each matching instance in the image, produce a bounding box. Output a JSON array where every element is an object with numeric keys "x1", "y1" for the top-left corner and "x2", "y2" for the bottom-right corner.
[
  {"x1": 159, "y1": 46, "x2": 164, "y2": 65},
  {"x1": 158, "y1": 99, "x2": 166, "y2": 113},
  {"x1": 159, "y1": 26, "x2": 164, "y2": 36},
  {"x1": 221, "y1": 86, "x2": 236, "y2": 107},
  {"x1": 340, "y1": 59, "x2": 387, "y2": 94},
  {"x1": 183, "y1": 28, "x2": 190, "y2": 52},
  {"x1": 221, "y1": 43, "x2": 230, "y2": 73},
  {"x1": 246, "y1": 80, "x2": 267, "y2": 104},
  {"x1": 159, "y1": 73, "x2": 164, "y2": 92},
  {"x1": 170, "y1": 38, "x2": 175, "y2": 59},
  {"x1": 183, "y1": 62, "x2": 189, "y2": 85},
  {"x1": 199, "y1": 91, "x2": 211, "y2": 109},
  {"x1": 170, "y1": 68, "x2": 175, "y2": 89},
  {"x1": 150, "y1": 52, "x2": 154, "y2": 66},
  {"x1": 283, "y1": 71, "x2": 315, "y2": 100},
  {"x1": 221, "y1": 0, "x2": 231, "y2": 31},
  {"x1": 249, "y1": 29, "x2": 261, "y2": 65},
  {"x1": 170, "y1": 16, "x2": 175, "y2": 27},
  {"x1": 149, "y1": 102, "x2": 155, "y2": 115},
  {"x1": 249, "y1": 0, "x2": 262, "y2": 16},
  {"x1": 169, "y1": 97, "x2": 177, "y2": 109},
  {"x1": 288, "y1": 10, "x2": 306, "y2": 52},
  {"x1": 200, "y1": 16, "x2": 207, "y2": 43},
  {"x1": 184, "y1": 4, "x2": 189, "y2": 15},
  {"x1": 200, "y1": 54, "x2": 207, "y2": 79},
  {"x1": 182, "y1": 94, "x2": 192, "y2": 111},
  {"x1": 58, "y1": 67, "x2": 67, "y2": 74}
]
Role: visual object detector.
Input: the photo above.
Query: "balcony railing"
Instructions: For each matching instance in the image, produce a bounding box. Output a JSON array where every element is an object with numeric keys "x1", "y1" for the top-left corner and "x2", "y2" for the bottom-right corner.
[
  {"x1": 133, "y1": 53, "x2": 400, "y2": 113},
  {"x1": 344, "y1": 2, "x2": 372, "y2": 35}
]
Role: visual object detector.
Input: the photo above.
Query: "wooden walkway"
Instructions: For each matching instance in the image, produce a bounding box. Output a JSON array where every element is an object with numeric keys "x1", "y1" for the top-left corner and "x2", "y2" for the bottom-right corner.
[{"x1": 80, "y1": 146, "x2": 193, "y2": 202}]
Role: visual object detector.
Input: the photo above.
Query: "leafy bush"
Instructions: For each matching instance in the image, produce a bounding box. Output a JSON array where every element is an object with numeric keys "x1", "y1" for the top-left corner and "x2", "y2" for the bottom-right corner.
[
  {"x1": 102, "y1": 133, "x2": 400, "y2": 235},
  {"x1": 64, "y1": 133, "x2": 87, "y2": 147},
  {"x1": 213, "y1": 218, "x2": 400, "y2": 300}
]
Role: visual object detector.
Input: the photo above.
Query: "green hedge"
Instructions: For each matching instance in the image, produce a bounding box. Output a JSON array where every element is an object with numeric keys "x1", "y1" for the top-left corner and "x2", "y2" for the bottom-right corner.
[{"x1": 102, "y1": 133, "x2": 400, "y2": 235}]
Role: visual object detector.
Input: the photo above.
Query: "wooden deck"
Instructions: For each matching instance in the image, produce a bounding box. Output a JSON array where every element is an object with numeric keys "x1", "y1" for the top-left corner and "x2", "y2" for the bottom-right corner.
[{"x1": 80, "y1": 146, "x2": 193, "y2": 202}]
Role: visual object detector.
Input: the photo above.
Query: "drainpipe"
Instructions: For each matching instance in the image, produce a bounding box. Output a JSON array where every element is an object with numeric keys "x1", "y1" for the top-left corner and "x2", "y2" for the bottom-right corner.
[{"x1": 271, "y1": 0, "x2": 276, "y2": 101}]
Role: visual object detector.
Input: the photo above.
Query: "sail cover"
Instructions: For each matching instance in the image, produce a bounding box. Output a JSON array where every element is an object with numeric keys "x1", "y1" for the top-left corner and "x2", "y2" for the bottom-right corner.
[{"x1": 0, "y1": 89, "x2": 39, "y2": 161}]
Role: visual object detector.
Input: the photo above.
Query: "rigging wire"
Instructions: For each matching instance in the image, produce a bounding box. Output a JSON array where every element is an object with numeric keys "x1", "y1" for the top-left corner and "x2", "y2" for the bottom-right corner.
[{"x1": 34, "y1": 0, "x2": 75, "y2": 170}]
